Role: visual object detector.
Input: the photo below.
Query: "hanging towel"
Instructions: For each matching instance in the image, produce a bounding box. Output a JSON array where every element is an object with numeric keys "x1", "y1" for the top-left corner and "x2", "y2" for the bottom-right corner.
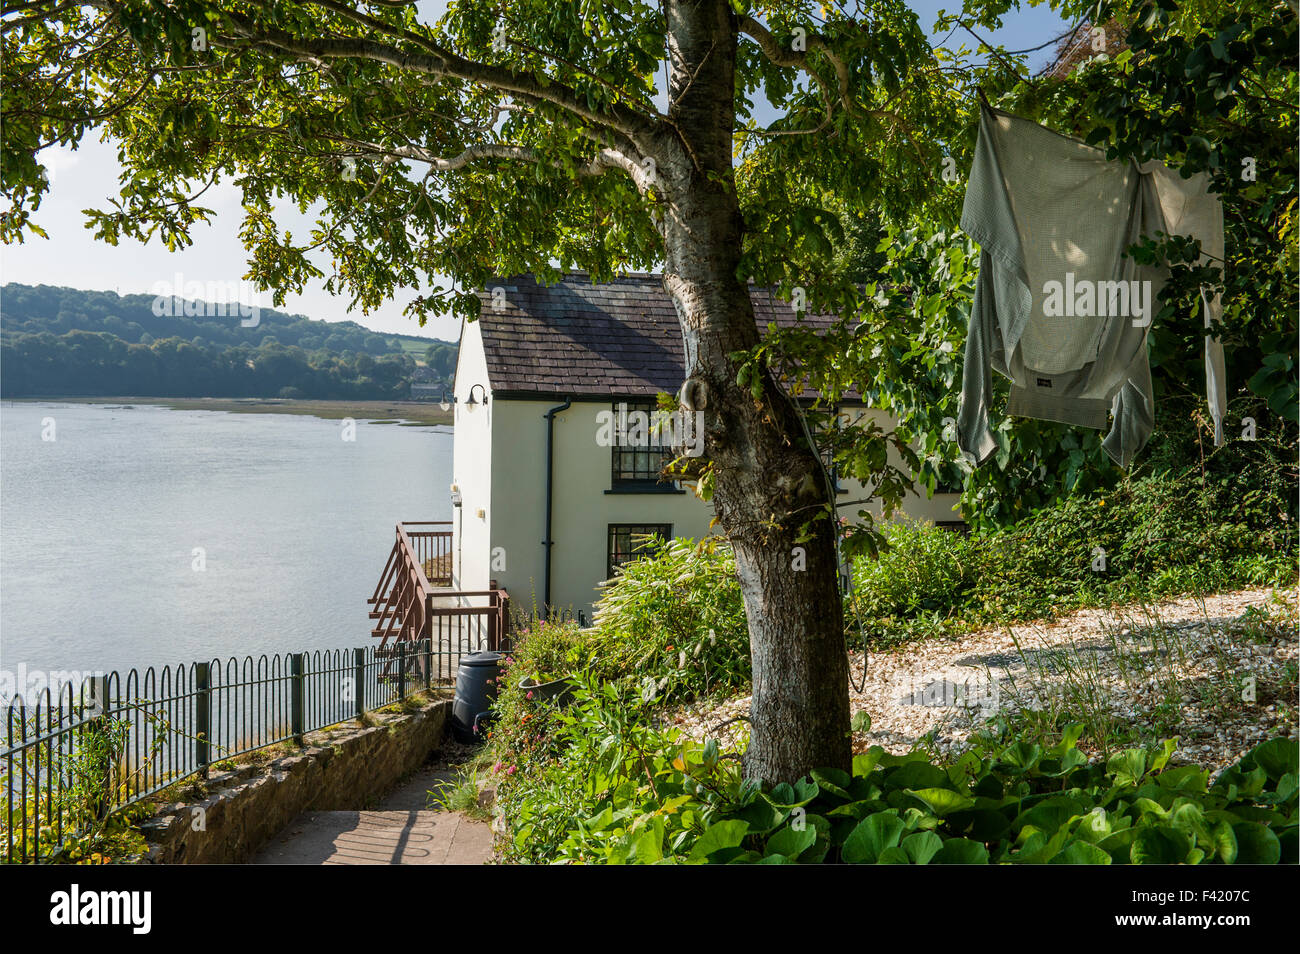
[{"x1": 957, "y1": 104, "x2": 1226, "y2": 468}]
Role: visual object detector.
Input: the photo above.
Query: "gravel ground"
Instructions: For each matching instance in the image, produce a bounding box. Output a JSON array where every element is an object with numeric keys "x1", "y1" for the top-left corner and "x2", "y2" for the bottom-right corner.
[{"x1": 667, "y1": 586, "x2": 1298, "y2": 775}]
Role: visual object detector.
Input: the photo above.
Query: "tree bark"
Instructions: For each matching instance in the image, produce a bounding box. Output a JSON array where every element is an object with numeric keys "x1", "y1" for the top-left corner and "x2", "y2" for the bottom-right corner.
[{"x1": 654, "y1": 0, "x2": 851, "y2": 783}]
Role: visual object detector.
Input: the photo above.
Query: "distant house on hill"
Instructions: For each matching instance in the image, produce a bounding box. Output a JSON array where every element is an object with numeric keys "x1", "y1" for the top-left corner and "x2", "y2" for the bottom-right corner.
[
  {"x1": 409, "y1": 364, "x2": 443, "y2": 401},
  {"x1": 446, "y1": 273, "x2": 964, "y2": 622}
]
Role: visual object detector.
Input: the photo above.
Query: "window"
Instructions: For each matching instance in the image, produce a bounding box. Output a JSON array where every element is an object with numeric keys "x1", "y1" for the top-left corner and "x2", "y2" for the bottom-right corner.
[
  {"x1": 609, "y1": 401, "x2": 675, "y2": 491},
  {"x1": 607, "y1": 524, "x2": 672, "y2": 578}
]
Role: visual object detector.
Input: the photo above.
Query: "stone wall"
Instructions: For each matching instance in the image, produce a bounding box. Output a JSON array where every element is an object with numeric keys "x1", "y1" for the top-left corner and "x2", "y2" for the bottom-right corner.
[{"x1": 140, "y1": 697, "x2": 451, "y2": 864}]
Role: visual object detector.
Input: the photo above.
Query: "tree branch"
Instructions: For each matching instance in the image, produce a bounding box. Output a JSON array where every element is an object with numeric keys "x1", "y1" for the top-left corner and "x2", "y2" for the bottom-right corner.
[
  {"x1": 737, "y1": 15, "x2": 850, "y2": 111},
  {"x1": 187, "y1": 0, "x2": 664, "y2": 144}
]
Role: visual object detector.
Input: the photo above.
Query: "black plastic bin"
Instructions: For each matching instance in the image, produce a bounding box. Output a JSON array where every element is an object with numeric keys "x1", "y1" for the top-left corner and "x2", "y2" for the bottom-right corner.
[{"x1": 451, "y1": 651, "x2": 502, "y2": 743}]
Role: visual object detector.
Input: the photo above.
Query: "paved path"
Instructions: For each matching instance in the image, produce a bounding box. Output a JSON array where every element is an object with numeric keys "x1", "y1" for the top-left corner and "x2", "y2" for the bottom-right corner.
[{"x1": 252, "y1": 767, "x2": 494, "y2": 865}]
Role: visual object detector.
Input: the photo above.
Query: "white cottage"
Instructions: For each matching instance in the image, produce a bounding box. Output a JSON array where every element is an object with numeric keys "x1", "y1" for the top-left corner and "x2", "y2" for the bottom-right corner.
[{"x1": 448, "y1": 273, "x2": 962, "y2": 623}]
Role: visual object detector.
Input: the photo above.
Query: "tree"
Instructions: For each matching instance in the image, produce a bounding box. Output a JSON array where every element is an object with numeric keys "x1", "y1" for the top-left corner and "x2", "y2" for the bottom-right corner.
[
  {"x1": 4, "y1": 0, "x2": 1109, "y2": 780},
  {"x1": 424, "y1": 341, "x2": 457, "y2": 378}
]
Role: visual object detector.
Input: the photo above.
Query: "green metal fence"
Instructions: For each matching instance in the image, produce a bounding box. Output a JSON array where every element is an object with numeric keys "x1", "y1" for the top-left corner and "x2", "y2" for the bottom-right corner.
[{"x1": 2, "y1": 639, "x2": 438, "y2": 863}]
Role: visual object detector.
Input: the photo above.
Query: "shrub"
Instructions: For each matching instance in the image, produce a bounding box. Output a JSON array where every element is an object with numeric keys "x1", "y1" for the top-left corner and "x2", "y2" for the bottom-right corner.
[
  {"x1": 485, "y1": 539, "x2": 753, "y2": 858},
  {"x1": 484, "y1": 619, "x2": 594, "y2": 790},
  {"x1": 848, "y1": 467, "x2": 1298, "y2": 649},
  {"x1": 589, "y1": 535, "x2": 750, "y2": 705},
  {"x1": 503, "y1": 686, "x2": 1298, "y2": 865},
  {"x1": 700, "y1": 735, "x2": 1299, "y2": 865},
  {"x1": 493, "y1": 676, "x2": 687, "y2": 865}
]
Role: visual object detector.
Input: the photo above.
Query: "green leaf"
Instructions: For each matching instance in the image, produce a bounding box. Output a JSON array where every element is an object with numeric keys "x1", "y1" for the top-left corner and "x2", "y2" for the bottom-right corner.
[
  {"x1": 931, "y1": 838, "x2": 990, "y2": 865},
  {"x1": 1150, "y1": 738, "x2": 1179, "y2": 773},
  {"x1": 1049, "y1": 841, "x2": 1112, "y2": 864},
  {"x1": 811, "y1": 767, "x2": 853, "y2": 801},
  {"x1": 1210, "y1": 820, "x2": 1238, "y2": 864},
  {"x1": 1130, "y1": 826, "x2": 1190, "y2": 864},
  {"x1": 901, "y1": 830, "x2": 944, "y2": 865},
  {"x1": 687, "y1": 820, "x2": 750, "y2": 862},
  {"x1": 1230, "y1": 822, "x2": 1281, "y2": 865},
  {"x1": 1155, "y1": 765, "x2": 1209, "y2": 793},
  {"x1": 1248, "y1": 739, "x2": 1299, "y2": 781},
  {"x1": 631, "y1": 821, "x2": 664, "y2": 864},
  {"x1": 1108, "y1": 749, "x2": 1149, "y2": 787},
  {"x1": 885, "y1": 761, "x2": 949, "y2": 791},
  {"x1": 767, "y1": 778, "x2": 820, "y2": 808},
  {"x1": 736, "y1": 796, "x2": 786, "y2": 835},
  {"x1": 852, "y1": 748, "x2": 883, "y2": 776},
  {"x1": 764, "y1": 824, "x2": 817, "y2": 860},
  {"x1": 842, "y1": 812, "x2": 905, "y2": 864},
  {"x1": 906, "y1": 788, "x2": 976, "y2": 817}
]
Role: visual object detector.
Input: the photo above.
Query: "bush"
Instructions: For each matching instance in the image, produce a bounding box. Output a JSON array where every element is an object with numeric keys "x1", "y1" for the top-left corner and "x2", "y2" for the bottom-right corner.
[
  {"x1": 588, "y1": 535, "x2": 750, "y2": 704},
  {"x1": 482, "y1": 621, "x2": 592, "y2": 784},
  {"x1": 849, "y1": 467, "x2": 1298, "y2": 649},
  {"x1": 498, "y1": 681, "x2": 1298, "y2": 865},
  {"x1": 485, "y1": 538, "x2": 751, "y2": 859},
  {"x1": 492, "y1": 676, "x2": 684, "y2": 864}
]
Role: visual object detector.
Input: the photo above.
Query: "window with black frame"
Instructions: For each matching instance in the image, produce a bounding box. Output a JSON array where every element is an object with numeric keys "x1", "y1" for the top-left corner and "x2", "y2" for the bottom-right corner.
[
  {"x1": 607, "y1": 523, "x2": 672, "y2": 578},
  {"x1": 609, "y1": 400, "x2": 674, "y2": 490}
]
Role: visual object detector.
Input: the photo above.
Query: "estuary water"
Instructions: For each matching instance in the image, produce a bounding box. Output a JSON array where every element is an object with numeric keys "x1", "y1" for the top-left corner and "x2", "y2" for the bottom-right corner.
[{"x1": 0, "y1": 401, "x2": 451, "y2": 682}]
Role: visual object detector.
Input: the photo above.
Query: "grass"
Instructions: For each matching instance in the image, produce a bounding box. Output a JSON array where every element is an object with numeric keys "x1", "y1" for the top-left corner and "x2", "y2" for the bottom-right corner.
[{"x1": 429, "y1": 748, "x2": 497, "y2": 823}]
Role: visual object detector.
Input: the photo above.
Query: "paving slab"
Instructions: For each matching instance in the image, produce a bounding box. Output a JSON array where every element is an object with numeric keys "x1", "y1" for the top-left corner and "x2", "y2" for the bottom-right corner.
[
  {"x1": 252, "y1": 764, "x2": 493, "y2": 865},
  {"x1": 253, "y1": 809, "x2": 490, "y2": 865}
]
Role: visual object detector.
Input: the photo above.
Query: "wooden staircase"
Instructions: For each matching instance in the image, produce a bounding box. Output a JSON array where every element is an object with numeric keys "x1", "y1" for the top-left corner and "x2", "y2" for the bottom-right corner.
[{"x1": 368, "y1": 522, "x2": 511, "y2": 680}]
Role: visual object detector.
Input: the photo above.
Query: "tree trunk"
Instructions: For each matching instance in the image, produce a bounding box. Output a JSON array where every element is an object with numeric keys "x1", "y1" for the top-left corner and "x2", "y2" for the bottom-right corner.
[{"x1": 655, "y1": 0, "x2": 851, "y2": 783}]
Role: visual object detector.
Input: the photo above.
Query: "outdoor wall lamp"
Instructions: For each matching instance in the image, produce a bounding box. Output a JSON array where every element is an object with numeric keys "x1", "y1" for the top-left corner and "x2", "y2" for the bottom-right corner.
[
  {"x1": 439, "y1": 391, "x2": 454, "y2": 412},
  {"x1": 465, "y1": 384, "x2": 489, "y2": 407}
]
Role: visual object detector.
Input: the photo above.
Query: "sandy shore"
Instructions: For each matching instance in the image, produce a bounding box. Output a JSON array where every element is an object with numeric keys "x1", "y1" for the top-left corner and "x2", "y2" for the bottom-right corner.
[{"x1": 5, "y1": 396, "x2": 453, "y2": 426}]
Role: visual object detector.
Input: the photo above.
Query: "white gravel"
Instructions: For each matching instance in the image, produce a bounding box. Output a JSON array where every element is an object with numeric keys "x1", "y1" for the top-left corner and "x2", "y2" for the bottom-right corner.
[{"x1": 667, "y1": 586, "x2": 1298, "y2": 773}]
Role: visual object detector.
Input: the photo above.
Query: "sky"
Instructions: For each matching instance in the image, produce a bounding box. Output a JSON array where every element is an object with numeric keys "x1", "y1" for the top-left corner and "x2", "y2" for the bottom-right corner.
[{"x1": 0, "y1": 2, "x2": 1071, "y2": 344}]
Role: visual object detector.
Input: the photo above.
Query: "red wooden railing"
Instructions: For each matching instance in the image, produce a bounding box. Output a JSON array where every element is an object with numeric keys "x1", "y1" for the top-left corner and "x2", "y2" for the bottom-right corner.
[
  {"x1": 401, "y1": 521, "x2": 454, "y2": 586},
  {"x1": 368, "y1": 522, "x2": 439, "y2": 646},
  {"x1": 368, "y1": 522, "x2": 511, "y2": 680}
]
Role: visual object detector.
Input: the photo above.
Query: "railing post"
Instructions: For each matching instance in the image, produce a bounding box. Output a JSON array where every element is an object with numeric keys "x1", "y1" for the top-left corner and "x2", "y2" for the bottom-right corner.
[
  {"x1": 82, "y1": 675, "x2": 111, "y2": 822},
  {"x1": 397, "y1": 643, "x2": 407, "y2": 701},
  {"x1": 353, "y1": 648, "x2": 366, "y2": 719},
  {"x1": 194, "y1": 662, "x2": 211, "y2": 779},
  {"x1": 424, "y1": 637, "x2": 432, "y2": 691},
  {"x1": 290, "y1": 653, "x2": 305, "y2": 744}
]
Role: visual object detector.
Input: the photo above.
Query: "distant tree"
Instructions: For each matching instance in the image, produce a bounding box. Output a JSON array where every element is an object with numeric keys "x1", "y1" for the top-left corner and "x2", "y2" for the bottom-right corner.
[{"x1": 424, "y1": 343, "x2": 457, "y2": 379}]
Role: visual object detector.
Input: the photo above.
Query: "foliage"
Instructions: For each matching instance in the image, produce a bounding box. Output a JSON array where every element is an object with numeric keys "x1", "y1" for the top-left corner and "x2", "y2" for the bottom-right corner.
[
  {"x1": 0, "y1": 283, "x2": 446, "y2": 398},
  {"x1": 486, "y1": 538, "x2": 750, "y2": 804},
  {"x1": 696, "y1": 732, "x2": 1299, "y2": 865},
  {"x1": 495, "y1": 538, "x2": 750, "y2": 711},
  {"x1": 493, "y1": 675, "x2": 748, "y2": 865},
  {"x1": 1, "y1": 283, "x2": 430, "y2": 353},
  {"x1": 423, "y1": 341, "x2": 458, "y2": 379},
  {"x1": 589, "y1": 536, "x2": 751, "y2": 705},
  {"x1": 496, "y1": 673, "x2": 1298, "y2": 864},
  {"x1": 849, "y1": 457, "x2": 1298, "y2": 649},
  {"x1": 742, "y1": 0, "x2": 1298, "y2": 531},
  {"x1": 1, "y1": 700, "x2": 168, "y2": 864}
]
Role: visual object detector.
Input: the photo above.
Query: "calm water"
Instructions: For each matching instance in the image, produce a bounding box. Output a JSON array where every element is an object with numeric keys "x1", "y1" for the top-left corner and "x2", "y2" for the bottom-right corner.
[{"x1": 0, "y1": 402, "x2": 450, "y2": 678}]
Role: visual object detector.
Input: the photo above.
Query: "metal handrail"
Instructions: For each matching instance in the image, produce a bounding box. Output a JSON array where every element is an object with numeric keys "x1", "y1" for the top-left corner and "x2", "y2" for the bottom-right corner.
[{"x1": 1, "y1": 640, "x2": 436, "y2": 864}]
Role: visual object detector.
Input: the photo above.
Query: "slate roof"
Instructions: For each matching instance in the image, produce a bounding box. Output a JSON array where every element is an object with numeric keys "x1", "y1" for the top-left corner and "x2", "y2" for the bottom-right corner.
[{"x1": 470, "y1": 272, "x2": 843, "y2": 399}]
